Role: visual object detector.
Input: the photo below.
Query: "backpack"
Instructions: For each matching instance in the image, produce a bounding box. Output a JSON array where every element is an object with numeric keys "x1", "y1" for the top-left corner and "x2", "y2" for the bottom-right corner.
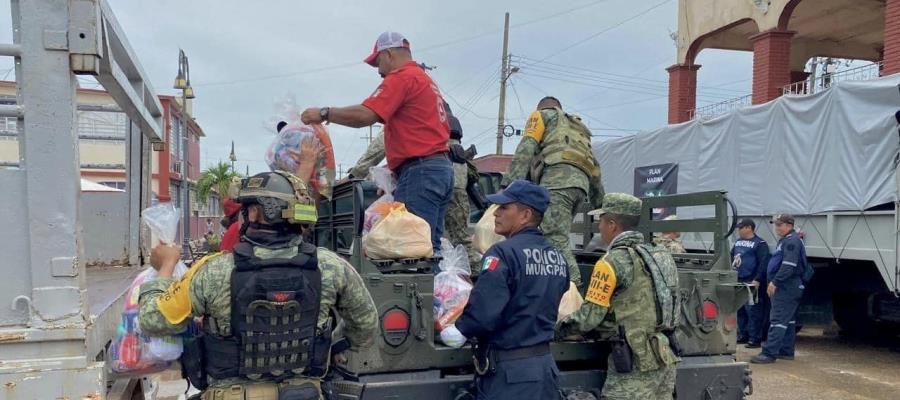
[
  {"x1": 630, "y1": 244, "x2": 681, "y2": 331},
  {"x1": 799, "y1": 244, "x2": 814, "y2": 283}
]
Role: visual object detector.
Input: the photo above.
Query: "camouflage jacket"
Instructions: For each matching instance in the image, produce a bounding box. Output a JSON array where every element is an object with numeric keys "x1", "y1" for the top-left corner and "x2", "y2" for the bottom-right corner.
[
  {"x1": 654, "y1": 236, "x2": 686, "y2": 254},
  {"x1": 556, "y1": 231, "x2": 641, "y2": 338},
  {"x1": 138, "y1": 245, "x2": 378, "y2": 387},
  {"x1": 502, "y1": 109, "x2": 603, "y2": 204},
  {"x1": 347, "y1": 131, "x2": 385, "y2": 179}
]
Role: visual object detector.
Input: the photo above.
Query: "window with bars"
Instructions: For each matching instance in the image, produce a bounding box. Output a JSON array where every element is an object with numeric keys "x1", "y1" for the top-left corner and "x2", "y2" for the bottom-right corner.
[{"x1": 77, "y1": 111, "x2": 126, "y2": 139}]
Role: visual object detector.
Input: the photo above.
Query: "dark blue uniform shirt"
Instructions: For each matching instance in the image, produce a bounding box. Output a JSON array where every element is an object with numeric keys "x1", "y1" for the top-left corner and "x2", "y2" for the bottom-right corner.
[
  {"x1": 766, "y1": 230, "x2": 806, "y2": 289},
  {"x1": 731, "y1": 235, "x2": 770, "y2": 282},
  {"x1": 456, "y1": 227, "x2": 569, "y2": 350}
]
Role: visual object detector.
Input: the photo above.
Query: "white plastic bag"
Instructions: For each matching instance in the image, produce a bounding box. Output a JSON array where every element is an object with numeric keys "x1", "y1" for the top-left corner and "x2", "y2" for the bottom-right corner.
[
  {"x1": 557, "y1": 282, "x2": 584, "y2": 322},
  {"x1": 141, "y1": 203, "x2": 180, "y2": 245},
  {"x1": 473, "y1": 204, "x2": 504, "y2": 253},
  {"x1": 434, "y1": 239, "x2": 473, "y2": 333}
]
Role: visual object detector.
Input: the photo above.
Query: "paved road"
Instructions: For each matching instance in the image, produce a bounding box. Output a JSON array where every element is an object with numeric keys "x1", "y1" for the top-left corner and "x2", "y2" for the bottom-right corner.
[{"x1": 737, "y1": 327, "x2": 900, "y2": 400}]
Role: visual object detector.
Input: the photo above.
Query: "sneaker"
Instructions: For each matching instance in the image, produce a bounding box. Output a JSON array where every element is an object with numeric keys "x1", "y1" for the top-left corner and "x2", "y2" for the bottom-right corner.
[
  {"x1": 745, "y1": 342, "x2": 761, "y2": 349},
  {"x1": 777, "y1": 354, "x2": 795, "y2": 360},
  {"x1": 737, "y1": 337, "x2": 749, "y2": 344},
  {"x1": 750, "y1": 354, "x2": 776, "y2": 364}
]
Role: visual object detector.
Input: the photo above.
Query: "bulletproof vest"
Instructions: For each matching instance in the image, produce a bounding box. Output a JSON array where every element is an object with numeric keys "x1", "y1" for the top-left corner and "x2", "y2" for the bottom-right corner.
[
  {"x1": 202, "y1": 241, "x2": 331, "y2": 381},
  {"x1": 539, "y1": 108, "x2": 600, "y2": 178},
  {"x1": 602, "y1": 244, "x2": 679, "y2": 371}
]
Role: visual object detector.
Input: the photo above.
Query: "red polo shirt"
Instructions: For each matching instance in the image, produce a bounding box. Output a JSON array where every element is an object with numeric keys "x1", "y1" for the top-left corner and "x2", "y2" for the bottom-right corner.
[{"x1": 362, "y1": 61, "x2": 450, "y2": 171}]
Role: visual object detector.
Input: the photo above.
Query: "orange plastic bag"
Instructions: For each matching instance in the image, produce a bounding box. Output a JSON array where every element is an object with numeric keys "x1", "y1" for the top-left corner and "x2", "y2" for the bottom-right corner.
[{"x1": 364, "y1": 203, "x2": 433, "y2": 260}]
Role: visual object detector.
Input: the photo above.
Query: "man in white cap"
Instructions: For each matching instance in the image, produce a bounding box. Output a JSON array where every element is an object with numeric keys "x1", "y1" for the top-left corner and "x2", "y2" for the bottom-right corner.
[{"x1": 301, "y1": 32, "x2": 453, "y2": 254}]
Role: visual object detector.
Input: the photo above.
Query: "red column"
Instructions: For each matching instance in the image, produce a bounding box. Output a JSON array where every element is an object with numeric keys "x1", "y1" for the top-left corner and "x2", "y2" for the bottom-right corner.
[
  {"x1": 885, "y1": 0, "x2": 900, "y2": 75},
  {"x1": 667, "y1": 64, "x2": 701, "y2": 124},
  {"x1": 751, "y1": 30, "x2": 795, "y2": 104}
]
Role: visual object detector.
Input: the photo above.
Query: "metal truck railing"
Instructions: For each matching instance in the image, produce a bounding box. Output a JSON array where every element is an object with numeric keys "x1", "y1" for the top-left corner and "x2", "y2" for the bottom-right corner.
[{"x1": 0, "y1": 0, "x2": 163, "y2": 398}]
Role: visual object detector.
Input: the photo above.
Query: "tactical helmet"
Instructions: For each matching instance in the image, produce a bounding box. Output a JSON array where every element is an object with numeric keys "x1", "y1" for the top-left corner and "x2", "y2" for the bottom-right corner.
[{"x1": 235, "y1": 171, "x2": 317, "y2": 225}]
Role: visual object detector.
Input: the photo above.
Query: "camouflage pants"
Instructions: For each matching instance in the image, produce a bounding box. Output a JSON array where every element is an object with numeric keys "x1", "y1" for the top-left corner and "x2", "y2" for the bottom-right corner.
[
  {"x1": 601, "y1": 363, "x2": 676, "y2": 400},
  {"x1": 541, "y1": 187, "x2": 586, "y2": 286},
  {"x1": 444, "y1": 188, "x2": 482, "y2": 275}
]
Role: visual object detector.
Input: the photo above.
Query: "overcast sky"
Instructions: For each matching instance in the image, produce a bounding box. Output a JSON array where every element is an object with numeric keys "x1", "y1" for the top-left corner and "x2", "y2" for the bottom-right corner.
[{"x1": 0, "y1": 0, "x2": 755, "y2": 175}]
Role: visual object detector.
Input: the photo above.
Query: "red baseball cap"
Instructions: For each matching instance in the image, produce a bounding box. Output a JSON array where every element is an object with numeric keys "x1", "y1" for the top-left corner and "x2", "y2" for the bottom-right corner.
[
  {"x1": 223, "y1": 198, "x2": 241, "y2": 218},
  {"x1": 364, "y1": 31, "x2": 411, "y2": 67}
]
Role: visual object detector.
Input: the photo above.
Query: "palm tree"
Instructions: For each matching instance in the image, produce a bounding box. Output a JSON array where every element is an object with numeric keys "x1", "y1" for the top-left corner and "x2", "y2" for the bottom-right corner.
[{"x1": 197, "y1": 161, "x2": 239, "y2": 212}]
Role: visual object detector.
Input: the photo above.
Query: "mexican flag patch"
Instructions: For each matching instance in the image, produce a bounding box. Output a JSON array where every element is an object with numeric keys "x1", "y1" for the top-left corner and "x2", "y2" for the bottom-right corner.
[{"x1": 482, "y1": 256, "x2": 500, "y2": 272}]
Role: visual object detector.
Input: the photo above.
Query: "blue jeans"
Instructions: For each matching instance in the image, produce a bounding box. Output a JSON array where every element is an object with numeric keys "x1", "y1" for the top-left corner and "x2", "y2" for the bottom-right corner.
[{"x1": 394, "y1": 157, "x2": 453, "y2": 252}]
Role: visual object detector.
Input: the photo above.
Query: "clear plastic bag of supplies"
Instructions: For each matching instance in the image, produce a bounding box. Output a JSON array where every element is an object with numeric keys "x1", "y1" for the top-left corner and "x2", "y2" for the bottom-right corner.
[
  {"x1": 264, "y1": 95, "x2": 336, "y2": 199},
  {"x1": 108, "y1": 263, "x2": 190, "y2": 375},
  {"x1": 362, "y1": 166, "x2": 398, "y2": 236},
  {"x1": 265, "y1": 123, "x2": 336, "y2": 200},
  {"x1": 473, "y1": 204, "x2": 505, "y2": 254},
  {"x1": 364, "y1": 203, "x2": 433, "y2": 260},
  {"x1": 435, "y1": 239, "x2": 473, "y2": 335},
  {"x1": 557, "y1": 282, "x2": 584, "y2": 322}
]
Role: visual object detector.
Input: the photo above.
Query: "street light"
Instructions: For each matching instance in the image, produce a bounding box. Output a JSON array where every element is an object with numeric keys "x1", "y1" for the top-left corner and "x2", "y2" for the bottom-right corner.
[{"x1": 174, "y1": 49, "x2": 196, "y2": 256}]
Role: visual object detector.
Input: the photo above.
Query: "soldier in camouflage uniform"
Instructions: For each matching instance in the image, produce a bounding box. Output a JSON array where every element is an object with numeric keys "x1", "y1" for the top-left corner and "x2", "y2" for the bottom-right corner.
[
  {"x1": 347, "y1": 113, "x2": 482, "y2": 275},
  {"x1": 556, "y1": 193, "x2": 678, "y2": 400},
  {"x1": 503, "y1": 97, "x2": 604, "y2": 286},
  {"x1": 139, "y1": 171, "x2": 378, "y2": 400},
  {"x1": 653, "y1": 215, "x2": 686, "y2": 253}
]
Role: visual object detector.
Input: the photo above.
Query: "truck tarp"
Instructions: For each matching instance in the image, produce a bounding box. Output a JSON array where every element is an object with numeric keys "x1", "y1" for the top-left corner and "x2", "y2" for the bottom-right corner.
[{"x1": 594, "y1": 75, "x2": 900, "y2": 216}]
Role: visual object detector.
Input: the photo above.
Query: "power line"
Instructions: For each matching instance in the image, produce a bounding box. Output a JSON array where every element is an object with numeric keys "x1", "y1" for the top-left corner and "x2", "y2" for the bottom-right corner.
[
  {"x1": 515, "y1": 55, "x2": 745, "y2": 96},
  {"x1": 508, "y1": 79, "x2": 527, "y2": 119},
  {"x1": 194, "y1": 1, "x2": 614, "y2": 88},
  {"x1": 519, "y1": 64, "x2": 736, "y2": 101},
  {"x1": 528, "y1": 0, "x2": 673, "y2": 64}
]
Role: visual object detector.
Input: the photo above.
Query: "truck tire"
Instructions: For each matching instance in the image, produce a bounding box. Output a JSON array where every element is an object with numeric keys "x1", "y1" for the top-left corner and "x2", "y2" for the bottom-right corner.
[{"x1": 832, "y1": 292, "x2": 878, "y2": 338}]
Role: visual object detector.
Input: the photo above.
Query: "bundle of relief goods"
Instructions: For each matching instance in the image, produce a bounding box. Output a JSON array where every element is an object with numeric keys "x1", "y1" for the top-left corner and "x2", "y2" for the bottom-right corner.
[
  {"x1": 364, "y1": 203, "x2": 433, "y2": 260},
  {"x1": 265, "y1": 122, "x2": 335, "y2": 199},
  {"x1": 434, "y1": 239, "x2": 472, "y2": 335},
  {"x1": 109, "y1": 203, "x2": 188, "y2": 375}
]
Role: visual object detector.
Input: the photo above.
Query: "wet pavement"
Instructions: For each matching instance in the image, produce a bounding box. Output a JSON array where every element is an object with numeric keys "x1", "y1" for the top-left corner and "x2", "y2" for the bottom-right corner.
[{"x1": 737, "y1": 327, "x2": 900, "y2": 400}]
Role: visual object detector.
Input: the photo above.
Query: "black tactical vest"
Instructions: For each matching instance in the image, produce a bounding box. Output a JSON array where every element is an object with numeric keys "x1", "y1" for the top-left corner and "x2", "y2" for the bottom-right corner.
[{"x1": 202, "y1": 241, "x2": 330, "y2": 381}]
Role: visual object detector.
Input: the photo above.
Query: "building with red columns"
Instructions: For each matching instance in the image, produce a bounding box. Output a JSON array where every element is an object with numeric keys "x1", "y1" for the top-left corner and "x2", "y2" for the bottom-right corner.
[{"x1": 668, "y1": 0, "x2": 898, "y2": 123}]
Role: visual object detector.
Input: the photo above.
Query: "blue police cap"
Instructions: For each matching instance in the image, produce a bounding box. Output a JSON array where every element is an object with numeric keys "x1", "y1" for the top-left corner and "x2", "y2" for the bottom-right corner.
[{"x1": 487, "y1": 180, "x2": 550, "y2": 214}]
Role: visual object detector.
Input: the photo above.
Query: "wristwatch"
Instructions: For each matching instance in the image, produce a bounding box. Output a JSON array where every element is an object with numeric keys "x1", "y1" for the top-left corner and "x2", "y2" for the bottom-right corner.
[{"x1": 319, "y1": 107, "x2": 331, "y2": 122}]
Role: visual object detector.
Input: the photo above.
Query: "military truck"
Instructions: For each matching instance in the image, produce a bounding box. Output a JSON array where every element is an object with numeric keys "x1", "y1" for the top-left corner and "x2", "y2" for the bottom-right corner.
[{"x1": 314, "y1": 179, "x2": 752, "y2": 399}]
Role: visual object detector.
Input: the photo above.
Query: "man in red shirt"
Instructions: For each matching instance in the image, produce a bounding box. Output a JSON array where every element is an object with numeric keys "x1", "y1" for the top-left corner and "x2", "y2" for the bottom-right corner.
[
  {"x1": 219, "y1": 197, "x2": 242, "y2": 252},
  {"x1": 301, "y1": 31, "x2": 453, "y2": 253}
]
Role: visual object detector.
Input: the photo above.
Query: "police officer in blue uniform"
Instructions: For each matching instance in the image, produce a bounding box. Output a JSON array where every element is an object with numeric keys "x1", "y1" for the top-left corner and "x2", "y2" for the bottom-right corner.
[
  {"x1": 752, "y1": 214, "x2": 808, "y2": 364},
  {"x1": 731, "y1": 218, "x2": 771, "y2": 347},
  {"x1": 443, "y1": 180, "x2": 568, "y2": 400}
]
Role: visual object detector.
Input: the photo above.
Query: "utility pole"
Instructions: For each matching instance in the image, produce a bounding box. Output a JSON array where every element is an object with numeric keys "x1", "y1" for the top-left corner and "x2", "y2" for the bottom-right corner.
[
  {"x1": 496, "y1": 12, "x2": 510, "y2": 155},
  {"x1": 338, "y1": 163, "x2": 343, "y2": 179}
]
